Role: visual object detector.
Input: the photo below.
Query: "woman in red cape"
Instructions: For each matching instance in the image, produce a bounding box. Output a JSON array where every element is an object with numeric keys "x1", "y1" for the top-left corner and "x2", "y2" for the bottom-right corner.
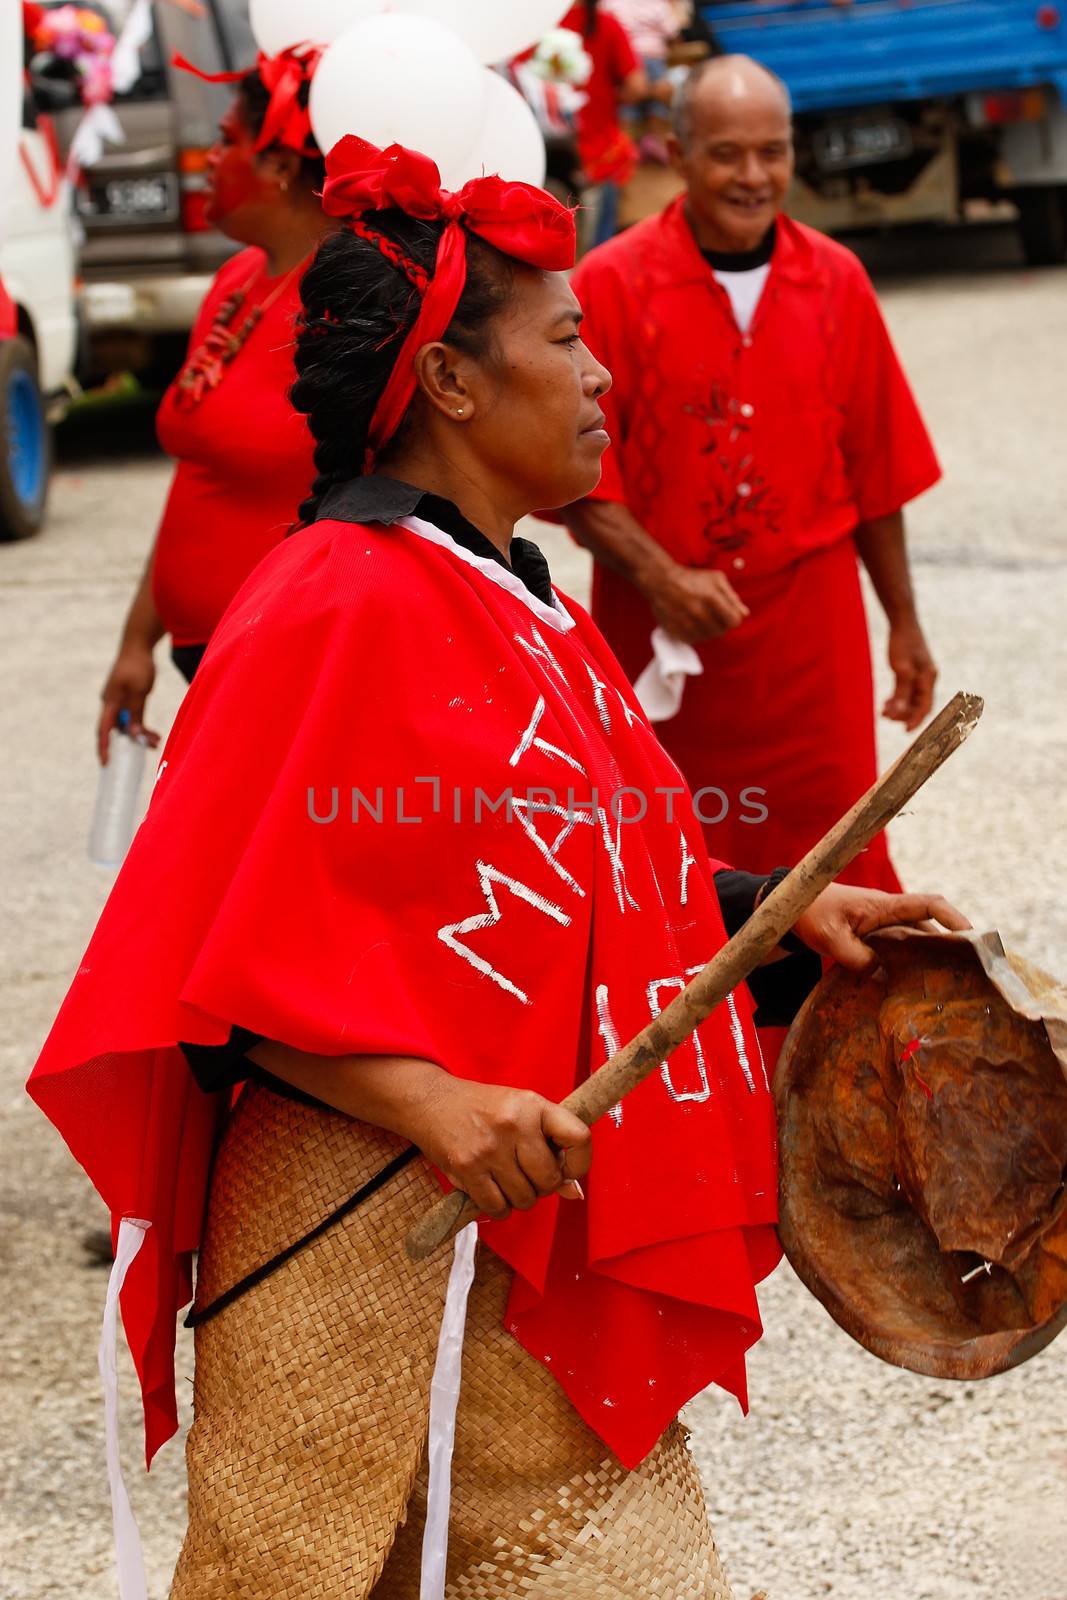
[{"x1": 28, "y1": 136, "x2": 967, "y2": 1598}]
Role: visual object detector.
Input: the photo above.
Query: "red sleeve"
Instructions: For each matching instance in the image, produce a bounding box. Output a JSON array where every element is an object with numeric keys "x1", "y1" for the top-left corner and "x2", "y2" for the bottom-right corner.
[
  {"x1": 836, "y1": 263, "x2": 941, "y2": 522},
  {"x1": 571, "y1": 254, "x2": 631, "y2": 505},
  {"x1": 601, "y1": 12, "x2": 641, "y2": 83}
]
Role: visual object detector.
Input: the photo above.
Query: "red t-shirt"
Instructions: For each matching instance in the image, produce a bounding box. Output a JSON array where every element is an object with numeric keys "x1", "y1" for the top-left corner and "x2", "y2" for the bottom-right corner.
[
  {"x1": 152, "y1": 247, "x2": 315, "y2": 645},
  {"x1": 559, "y1": 4, "x2": 640, "y2": 181}
]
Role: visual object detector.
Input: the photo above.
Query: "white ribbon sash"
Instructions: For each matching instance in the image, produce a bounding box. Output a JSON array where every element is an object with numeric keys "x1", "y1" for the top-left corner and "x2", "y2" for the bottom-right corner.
[
  {"x1": 419, "y1": 1222, "x2": 478, "y2": 1600},
  {"x1": 98, "y1": 1217, "x2": 150, "y2": 1600}
]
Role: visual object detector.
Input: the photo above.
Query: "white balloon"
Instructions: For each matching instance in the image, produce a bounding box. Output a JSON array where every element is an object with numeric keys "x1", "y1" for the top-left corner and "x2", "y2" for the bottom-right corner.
[
  {"x1": 401, "y1": 0, "x2": 572, "y2": 65},
  {"x1": 249, "y1": 0, "x2": 386, "y2": 56},
  {"x1": 441, "y1": 71, "x2": 547, "y2": 190},
  {"x1": 309, "y1": 14, "x2": 488, "y2": 172}
]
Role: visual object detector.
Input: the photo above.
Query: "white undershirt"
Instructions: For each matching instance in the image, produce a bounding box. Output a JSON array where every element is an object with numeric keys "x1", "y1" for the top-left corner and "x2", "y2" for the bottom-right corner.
[{"x1": 712, "y1": 262, "x2": 771, "y2": 335}]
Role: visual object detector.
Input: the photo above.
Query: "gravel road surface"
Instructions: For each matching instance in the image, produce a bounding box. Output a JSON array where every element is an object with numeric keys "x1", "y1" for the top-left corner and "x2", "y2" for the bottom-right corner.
[{"x1": 2, "y1": 224, "x2": 1065, "y2": 1600}]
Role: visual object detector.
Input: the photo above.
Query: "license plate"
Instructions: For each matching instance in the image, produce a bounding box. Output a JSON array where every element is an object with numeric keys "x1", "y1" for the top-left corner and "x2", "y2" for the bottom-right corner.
[
  {"x1": 813, "y1": 118, "x2": 912, "y2": 173},
  {"x1": 78, "y1": 174, "x2": 176, "y2": 222}
]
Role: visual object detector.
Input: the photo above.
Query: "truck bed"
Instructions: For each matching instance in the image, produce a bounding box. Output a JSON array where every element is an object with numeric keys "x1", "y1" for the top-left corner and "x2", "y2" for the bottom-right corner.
[{"x1": 700, "y1": 0, "x2": 1067, "y2": 112}]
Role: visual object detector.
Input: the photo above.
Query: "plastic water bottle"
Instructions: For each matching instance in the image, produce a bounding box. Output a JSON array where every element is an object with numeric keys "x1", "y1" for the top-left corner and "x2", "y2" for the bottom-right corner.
[{"x1": 88, "y1": 710, "x2": 150, "y2": 868}]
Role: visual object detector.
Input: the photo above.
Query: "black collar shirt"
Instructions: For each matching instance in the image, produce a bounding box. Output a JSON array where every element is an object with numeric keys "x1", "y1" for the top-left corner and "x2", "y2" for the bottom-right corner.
[{"x1": 316, "y1": 474, "x2": 556, "y2": 608}]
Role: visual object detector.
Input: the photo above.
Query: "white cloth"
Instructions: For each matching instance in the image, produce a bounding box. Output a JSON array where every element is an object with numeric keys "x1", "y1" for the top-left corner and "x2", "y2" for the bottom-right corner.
[
  {"x1": 633, "y1": 626, "x2": 703, "y2": 722},
  {"x1": 99, "y1": 1217, "x2": 150, "y2": 1600},
  {"x1": 65, "y1": 0, "x2": 152, "y2": 177},
  {"x1": 109, "y1": 0, "x2": 153, "y2": 94},
  {"x1": 712, "y1": 261, "x2": 771, "y2": 335},
  {"x1": 420, "y1": 1222, "x2": 479, "y2": 1600}
]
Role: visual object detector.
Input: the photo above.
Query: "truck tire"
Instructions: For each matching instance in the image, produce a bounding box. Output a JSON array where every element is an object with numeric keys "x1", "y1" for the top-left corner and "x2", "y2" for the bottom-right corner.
[
  {"x1": 1015, "y1": 186, "x2": 1067, "y2": 267},
  {"x1": 0, "y1": 336, "x2": 52, "y2": 540}
]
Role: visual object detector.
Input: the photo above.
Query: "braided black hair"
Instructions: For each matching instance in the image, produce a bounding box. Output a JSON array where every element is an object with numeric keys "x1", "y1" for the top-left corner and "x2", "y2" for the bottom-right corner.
[
  {"x1": 238, "y1": 66, "x2": 326, "y2": 191},
  {"x1": 291, "y1": 215, "x2": 514, "y2": 524}
]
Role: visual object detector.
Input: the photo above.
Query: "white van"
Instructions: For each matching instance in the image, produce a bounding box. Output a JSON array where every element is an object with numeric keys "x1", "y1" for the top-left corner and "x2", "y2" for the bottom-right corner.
[
  {"x1": 0, "y1": 100, "x2": 78, "y2": 540},
  {"x1": 48, "y1": 0, "x2": 254, "y2": 385}
]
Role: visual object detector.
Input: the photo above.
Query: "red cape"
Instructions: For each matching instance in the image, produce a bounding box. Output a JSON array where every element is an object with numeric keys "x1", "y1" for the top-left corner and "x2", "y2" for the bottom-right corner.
[{"x1": 29, "y1": 512, "x2": 779, "y2": 1469}]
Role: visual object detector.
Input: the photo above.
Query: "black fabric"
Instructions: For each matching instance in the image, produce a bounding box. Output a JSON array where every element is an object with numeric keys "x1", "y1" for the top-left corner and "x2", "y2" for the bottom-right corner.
[
  {"x1": 181, "y1": 1025, "x2": 264, "y2": 1094},
  {"x1": 316, "y1": 474, "x2": 556, "y2": 606},
  {"x1": 702, "y1": 221, "x2": 777, "y2": 274},
  {"x1": 745, "y1": 945, "x2": 822, "y2": 1030},
  {"x1": 181, "y1": 1029, "x2": 326, "y2": 1107},
  {"x1": 712, "y1": 866, "x2": 821, "y2": 1029},
  {"x1": 712, "y1": 868, "x2": 766, "y2": 938},
  {"x1": 171, "y1": 643, "x2": 207, "y2": 684}
]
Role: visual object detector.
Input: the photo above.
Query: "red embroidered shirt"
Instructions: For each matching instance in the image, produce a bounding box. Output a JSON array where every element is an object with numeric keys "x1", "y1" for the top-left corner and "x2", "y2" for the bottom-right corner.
[{"x1": 572, "y1": 201, "x2": 941, "y2": 583}]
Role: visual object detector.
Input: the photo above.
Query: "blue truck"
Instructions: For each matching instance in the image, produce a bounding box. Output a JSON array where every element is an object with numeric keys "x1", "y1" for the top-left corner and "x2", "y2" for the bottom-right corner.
[{"x1": 700, "y1": 0, "x2": 1067, "y2": 263}]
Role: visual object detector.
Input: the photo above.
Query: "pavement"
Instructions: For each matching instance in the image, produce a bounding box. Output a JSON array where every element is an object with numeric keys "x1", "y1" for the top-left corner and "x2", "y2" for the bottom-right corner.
[{"x1": 1, "y1": 223, "x2": 1065, "y2": 1599}]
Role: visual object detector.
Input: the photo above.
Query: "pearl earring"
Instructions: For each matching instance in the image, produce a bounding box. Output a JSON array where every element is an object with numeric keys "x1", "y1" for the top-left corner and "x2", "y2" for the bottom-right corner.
[{"x1": 455, "y1": 408, "x2": 463, "y2": 415}]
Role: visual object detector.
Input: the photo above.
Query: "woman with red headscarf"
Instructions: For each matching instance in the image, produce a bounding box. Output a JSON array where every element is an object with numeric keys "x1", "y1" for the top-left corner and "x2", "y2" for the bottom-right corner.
[
  {"x1": 31, "y1": 135, "x2": 966, "y2": 1596},
  {"x1": 95, "y1": 46, "x2": 333, "y2": 762}
]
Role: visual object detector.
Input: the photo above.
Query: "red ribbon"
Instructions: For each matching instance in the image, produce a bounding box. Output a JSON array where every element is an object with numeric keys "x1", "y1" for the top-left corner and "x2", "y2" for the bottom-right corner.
[
  {"x1": 173, "y1": 46, "x2": 321, "y2": 157},
  {"x1": 320, "y1": 136, "x2": 577, "y2": 469},
  {"x1": 19, "y1": 112, "x2": 62, "y2": 209}
]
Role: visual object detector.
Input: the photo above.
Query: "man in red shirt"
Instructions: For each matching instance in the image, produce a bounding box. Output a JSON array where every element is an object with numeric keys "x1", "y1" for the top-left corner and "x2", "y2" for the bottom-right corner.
[{"x1": 564, "y1": 54, "x2": 941, "y2": 889}]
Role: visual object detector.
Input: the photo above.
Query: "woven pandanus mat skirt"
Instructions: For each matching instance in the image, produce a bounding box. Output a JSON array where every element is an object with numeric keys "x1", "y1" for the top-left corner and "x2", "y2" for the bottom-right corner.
[{"x1": 171, "y1": 1083, "x2": 737, "y2": 1599}]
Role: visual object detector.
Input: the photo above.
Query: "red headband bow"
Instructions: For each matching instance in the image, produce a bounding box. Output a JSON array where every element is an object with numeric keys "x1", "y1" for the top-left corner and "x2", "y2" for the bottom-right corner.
[
  {"x1": 320, "y1": 135, "x2": 577, "y2": 471},
  {"x1": 173, "y1": 45, "x2": 322, "y2": 157}
]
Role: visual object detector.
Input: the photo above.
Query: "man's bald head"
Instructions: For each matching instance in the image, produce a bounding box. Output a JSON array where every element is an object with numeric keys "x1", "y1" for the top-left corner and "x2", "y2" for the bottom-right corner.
[
  {"x1": 673, "y1": 55, "x2": 792, "y2": 149},
  {"x1": 668, "y1": 54, "x2": 794, "y2": 254}
]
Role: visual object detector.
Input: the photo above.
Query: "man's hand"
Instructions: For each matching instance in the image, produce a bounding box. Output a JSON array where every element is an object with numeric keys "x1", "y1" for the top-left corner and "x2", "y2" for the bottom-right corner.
[
  {"x1": 97, "y1": 643, "x2": 161, "y2": 764},
  {"x1": 405, "y1": 1078, "x2": 592, "y2": 1222},
  {"x1": 883, "y1": 617, "x2": 937, "y2": 731},
  {"x1": 792, "y1": 884, "x2": 970, "y2": 973},
  {"x1": 644, "y1": 562, "x2": 750, "y2": 643},
  {"x1": 562, "y1": 501, "x2": 747, "y2": 644}
]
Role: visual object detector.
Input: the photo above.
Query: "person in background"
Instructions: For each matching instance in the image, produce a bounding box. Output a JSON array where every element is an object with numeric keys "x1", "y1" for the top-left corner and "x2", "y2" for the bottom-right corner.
[
  {"x1": 560, "y1": 0, "x2": 672, "y2": 245},
  {"x1": 602, "y1": 0, "x2": 684, "y2": 162},
  {"x1": 95, "y1": 45, "x2": 333, "y2": 763},
  {"x1": 564, "y1": 55, "x2": 941, "y2": 896}
]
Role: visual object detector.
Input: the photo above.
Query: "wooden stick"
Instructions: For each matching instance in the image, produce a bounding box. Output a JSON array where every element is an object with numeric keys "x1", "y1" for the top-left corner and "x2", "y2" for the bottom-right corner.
[{"x1": 405, "y1": 690, "x2": 984, "y2": 1262}]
